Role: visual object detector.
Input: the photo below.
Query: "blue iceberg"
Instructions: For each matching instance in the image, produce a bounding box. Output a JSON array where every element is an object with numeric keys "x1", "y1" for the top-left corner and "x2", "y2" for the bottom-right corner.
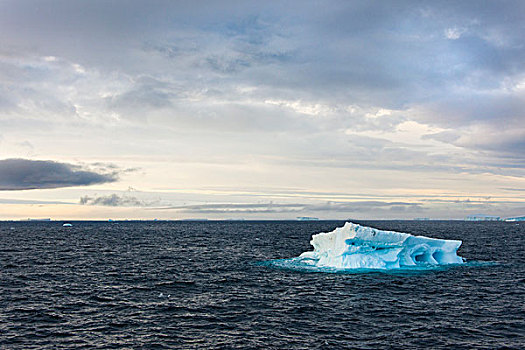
[{"x1": 296, "y1": 222, "x2": 464, "y2": 270}]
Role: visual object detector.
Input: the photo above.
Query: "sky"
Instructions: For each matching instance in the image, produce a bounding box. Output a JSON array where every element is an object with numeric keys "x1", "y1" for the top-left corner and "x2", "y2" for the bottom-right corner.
[{"x1": 0, "y1": 0, "x2": 524, "y2": 220}]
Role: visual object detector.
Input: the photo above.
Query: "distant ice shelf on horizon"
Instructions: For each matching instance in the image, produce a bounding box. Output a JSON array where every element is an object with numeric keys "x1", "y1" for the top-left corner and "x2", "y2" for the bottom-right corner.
[{"x1": 295, "y1": 222, "x2": 465, "y2": 270}]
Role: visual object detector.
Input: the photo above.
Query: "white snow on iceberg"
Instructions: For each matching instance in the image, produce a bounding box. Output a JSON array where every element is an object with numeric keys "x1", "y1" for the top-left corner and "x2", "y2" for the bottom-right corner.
[{"x1": 296, "y1": 222, "x2": 464, "y2": 270}]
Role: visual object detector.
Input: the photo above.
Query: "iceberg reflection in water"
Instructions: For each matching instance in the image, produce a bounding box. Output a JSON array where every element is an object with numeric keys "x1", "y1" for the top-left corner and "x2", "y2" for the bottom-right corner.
[{"x1": 282, "y1": 222, "x2": 465, "y2": 271}]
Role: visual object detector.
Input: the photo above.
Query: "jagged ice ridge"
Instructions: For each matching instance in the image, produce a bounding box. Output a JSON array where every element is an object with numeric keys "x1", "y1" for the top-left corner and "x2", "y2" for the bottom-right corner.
[{"x1": 298, "y1": 222, "x2": 464, "y2": 269}]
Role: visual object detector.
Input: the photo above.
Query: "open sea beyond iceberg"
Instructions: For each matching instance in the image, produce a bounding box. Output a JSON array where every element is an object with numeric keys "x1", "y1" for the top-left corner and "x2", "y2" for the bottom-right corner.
[{"x1": 1, "y1": 220, "x2": 524, "y2": 349}]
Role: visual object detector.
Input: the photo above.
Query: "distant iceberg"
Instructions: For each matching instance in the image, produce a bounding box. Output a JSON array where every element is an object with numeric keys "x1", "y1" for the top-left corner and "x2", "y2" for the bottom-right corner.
[{"x1": 296, "y1": 222, "x2": 464, "y2": 270}]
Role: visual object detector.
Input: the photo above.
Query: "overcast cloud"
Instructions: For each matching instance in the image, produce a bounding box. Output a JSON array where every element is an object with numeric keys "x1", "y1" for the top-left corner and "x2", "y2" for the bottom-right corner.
[{"x1": 0, "y1": 1, "x2": 523, "y2": 219}]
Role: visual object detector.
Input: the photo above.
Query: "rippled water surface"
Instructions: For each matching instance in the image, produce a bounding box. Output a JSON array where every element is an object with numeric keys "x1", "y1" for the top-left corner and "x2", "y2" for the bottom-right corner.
[{"x1": 1, "y1": 220, "x2": 524, "y2": 349}]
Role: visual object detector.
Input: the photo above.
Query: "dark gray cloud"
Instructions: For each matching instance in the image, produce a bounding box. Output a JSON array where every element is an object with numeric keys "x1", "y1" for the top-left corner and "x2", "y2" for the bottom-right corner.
[
  {"x1": 0, "y1": 159, "x2": 118, "y2": 190},
  {"x1": 79, "y1": 194, "x2": 150, "y2": 207}
]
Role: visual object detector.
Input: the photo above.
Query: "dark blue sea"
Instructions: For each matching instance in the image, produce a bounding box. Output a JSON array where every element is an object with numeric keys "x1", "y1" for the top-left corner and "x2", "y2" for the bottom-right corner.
[{"x1": 1, "y1": 220, "x2": 524, "y2": 349}]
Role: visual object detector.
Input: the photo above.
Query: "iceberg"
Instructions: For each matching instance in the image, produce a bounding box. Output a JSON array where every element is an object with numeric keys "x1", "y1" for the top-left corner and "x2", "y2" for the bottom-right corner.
[{"x1": 296, "y1": 222, "x2": 464, "y2": 269}]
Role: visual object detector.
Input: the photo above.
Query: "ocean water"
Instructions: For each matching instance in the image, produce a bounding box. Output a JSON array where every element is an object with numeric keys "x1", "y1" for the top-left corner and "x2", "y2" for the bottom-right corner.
[{"x1": 1, "y1": 220, "x2": 524, "y2": 349}]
